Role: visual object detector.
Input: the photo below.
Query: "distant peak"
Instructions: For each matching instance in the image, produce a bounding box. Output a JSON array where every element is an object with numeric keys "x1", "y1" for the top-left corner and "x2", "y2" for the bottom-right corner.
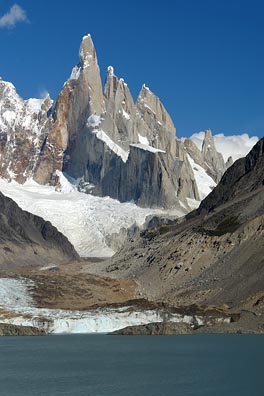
[
  {"x1": 142, "y1": 83, "x2": 150, "y2": 91},
  {"x1": 204, "y1": 128, "x2": 212, "y2": 138}
]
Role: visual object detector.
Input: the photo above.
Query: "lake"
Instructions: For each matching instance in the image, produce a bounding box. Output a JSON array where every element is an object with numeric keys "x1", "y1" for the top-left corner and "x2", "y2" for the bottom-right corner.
[{"x1": 0, "y1": 334, "x2": 263, "y2": 396}]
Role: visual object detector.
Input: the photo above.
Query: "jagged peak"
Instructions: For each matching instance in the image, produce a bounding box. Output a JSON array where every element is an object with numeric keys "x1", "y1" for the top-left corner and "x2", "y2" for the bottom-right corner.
[
  {"x1": 204, "y1": 128, "x2": 212, "y2": 138},
  {"x1": 136, "y1": 83, "x2": 176, "y2": 134},
  {"x1": 79, "y1": 34, "x2": 97, "y2": 66},
  {"x1": 226, "y1": 155, "x2": 234, "y2": 168},
  {"x1": 104, "y1": 67, "x2": 131, "y2": 101},
  {"x1": 119, "y1": 78, "x2": 128, "y2": 87},
  {"x1": 202, "y1": 128, "x2": 215, "y2": 151},
  {"x1": 107, "y1": 66, "x2": 115, "y2": 76},
  {"x1": 0, "y1": 78, "x2": 17, "y2": 92},
  {"x1": 82, "y1": 33, "x2": 91, "y2": 40},
  {"x1": 138, "y1": 83, "x2": 152, "y2": 97},
  {"x1": 137, "y1": 84, "x2": 163, "y2": 107},
  {"x1": 142, "y1": 83, "x2": 150, "y2": 91}
]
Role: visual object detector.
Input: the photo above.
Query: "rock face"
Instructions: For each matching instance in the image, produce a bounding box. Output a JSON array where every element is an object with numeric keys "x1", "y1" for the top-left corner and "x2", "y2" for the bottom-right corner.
[
  {"x1": 49, "y1": 35, "x2": 198, "y2": 207},
  {"x1": 0, "y1": 192, "x2": 78, "y2": 268},
  {"x1": 0, "y1": 78, "x2": 53, "y2": 183},
  {"x1": 0, "y1": 36, "x2": 201, "y2": 208},
  {"x1": 0, "y1": 323, "x2": 46, "y2": 336},
  {"x1": 106, "y1": 138, "x2": 264, "y2": 315}
]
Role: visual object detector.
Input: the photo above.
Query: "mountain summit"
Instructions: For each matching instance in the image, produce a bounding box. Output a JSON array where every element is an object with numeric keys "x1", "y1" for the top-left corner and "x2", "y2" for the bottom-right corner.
[{"x1": 0, "y1": 35, "x2": 231, "y2": 208}]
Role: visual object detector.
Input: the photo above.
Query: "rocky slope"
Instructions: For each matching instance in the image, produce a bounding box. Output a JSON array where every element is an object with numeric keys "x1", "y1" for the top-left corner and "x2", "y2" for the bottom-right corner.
[
  {"x1": 0, "y1": 192, "x2": 78, "y2": 268},
  {"x1": 0, "y1": 35, "x2": 232, "y2": 209},
  {"x1": 103, "y1": 138, "x2": 264, "y2": 321}
]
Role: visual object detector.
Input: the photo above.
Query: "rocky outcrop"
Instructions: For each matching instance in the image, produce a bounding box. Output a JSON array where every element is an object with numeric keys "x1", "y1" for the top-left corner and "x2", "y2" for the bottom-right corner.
[
  {"x1": 0, "y1": 323, "x2": 46, "y2": 336},
  {"x1": 0, "y1": 192, "x2": 78, "y2": 268},
  {"x1": 110, "y1": 321, "x2": 193, "y2": 335}
]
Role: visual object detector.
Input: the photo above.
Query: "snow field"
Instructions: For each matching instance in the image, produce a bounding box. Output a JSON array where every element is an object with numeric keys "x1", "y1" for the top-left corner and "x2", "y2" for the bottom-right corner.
[{"x1": 0, "y1": 173, "x2": 171, "y2": 257}]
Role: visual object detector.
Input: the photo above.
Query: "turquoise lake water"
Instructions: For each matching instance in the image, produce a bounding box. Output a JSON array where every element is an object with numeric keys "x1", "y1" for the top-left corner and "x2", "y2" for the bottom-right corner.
[{"x1": 0, "y1": 334, "x2": 263, "y2": 395}]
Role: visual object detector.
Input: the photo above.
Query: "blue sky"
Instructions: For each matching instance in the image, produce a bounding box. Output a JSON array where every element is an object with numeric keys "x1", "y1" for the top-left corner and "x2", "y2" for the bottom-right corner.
[{"x1": 0, "y1": 0, "x2": 263, "y2": 138}]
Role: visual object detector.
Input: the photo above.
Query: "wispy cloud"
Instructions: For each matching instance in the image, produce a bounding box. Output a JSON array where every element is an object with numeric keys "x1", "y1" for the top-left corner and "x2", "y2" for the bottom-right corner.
[
  {"x1": 39, "y1": 89, "x2": 49, "y2": 99},
  {"x1": 0, "y1": 4, "x2": 28, "y2": 29}
]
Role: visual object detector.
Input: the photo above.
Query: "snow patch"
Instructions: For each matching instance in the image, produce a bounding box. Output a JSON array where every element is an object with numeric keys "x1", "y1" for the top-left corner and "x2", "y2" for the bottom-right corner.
[
  {"x1": 144, "y1": 103, "x2": 156, "y2": 114},
  {"x1": 131, "y1": 143, "x2": 165, "y2": 154},
  {"x1": 186, "y1": 197, "x2": 200, "y2": 210},
  {"x1": 70, "y1": 65, "x2": 81, "y2": 80},
  {"x1": 187, "y1": 154, "x2": 216, "y2": 200},
  {"x1": 121, "y1": 108, "x2": 130, "y2": 120},
  {"x1": 26, "y1": 98, "x2": 43, "y2": 113},
  {"x1": 87, "y1": 114, "x2": 102, "y2": 128},
  {"x1": 0, "y1": 278, "x2": 35, "y2": 310},
  {"x1": 94, "y1": 130, "x2": 129, "y2": 162},
  {"x1": 2, "y1": 110, "x2": 16, "y2": 124},
  {"x1": 138, "y1": 134, "x2": 149, "y2": 145},
  {"x1": 107, "y1": 66, "x2": 114, "y2": 75},
  {"x1": 143, "y1": 83, "x2": 150, "y2": 91}
]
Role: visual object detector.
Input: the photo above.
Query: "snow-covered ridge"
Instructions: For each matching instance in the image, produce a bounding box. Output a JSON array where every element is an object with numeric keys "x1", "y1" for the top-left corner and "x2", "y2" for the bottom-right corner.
[
  {"x1": 0, "y1": 173, "x2": 180, "y2": 258},
  {"x1": 0, "y1": 79, "x2": 51, "y2": 136}
]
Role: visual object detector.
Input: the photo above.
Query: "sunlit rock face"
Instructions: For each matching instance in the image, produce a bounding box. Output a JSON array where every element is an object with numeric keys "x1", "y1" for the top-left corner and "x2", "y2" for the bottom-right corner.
[{"x1": 0, "y1": 35, "x2": 202, "y2": 208}]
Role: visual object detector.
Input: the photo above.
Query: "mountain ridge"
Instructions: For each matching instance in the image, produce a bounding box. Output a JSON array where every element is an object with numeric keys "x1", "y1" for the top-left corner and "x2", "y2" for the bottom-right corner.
[{"x1": 0, "y1": 35, "x2": 235, "y2": 208}]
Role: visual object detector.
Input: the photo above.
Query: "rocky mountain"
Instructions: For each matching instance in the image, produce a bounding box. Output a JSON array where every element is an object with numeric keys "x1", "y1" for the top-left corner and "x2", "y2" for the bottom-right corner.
[
  {"x1": 0, "y1": 35, "x2": 232, "y2": 209},
  {"x1": 0, "y1": 192, "x2": 78, "y2": 268},
  {"x1": 0, "y1": 78, "x2": 53, "y2": 182},
  {"x1": 104, "y1": 137, "x2": 264, "y2": 321}
]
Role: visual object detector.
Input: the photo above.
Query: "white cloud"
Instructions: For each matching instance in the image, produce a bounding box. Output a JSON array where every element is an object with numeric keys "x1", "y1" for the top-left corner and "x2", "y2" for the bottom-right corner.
[
  {"x1": 187, "y1": 131, "x2": 259, "y2": 162},
  {"x1": 39, "y1": 89, "x2": 49, "y2": 99},
  {"x1": 0, "y1": 4, "x2": 28, "y2": 29}
]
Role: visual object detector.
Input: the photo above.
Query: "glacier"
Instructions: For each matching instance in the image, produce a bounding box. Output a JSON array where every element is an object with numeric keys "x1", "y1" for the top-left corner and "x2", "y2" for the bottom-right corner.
[
  {"x1": 0, "y1": 173, "x2": 185, "y2": 258},
  {"x1": 0, "y1": 278, "x2": 205, "y2": 334}
]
